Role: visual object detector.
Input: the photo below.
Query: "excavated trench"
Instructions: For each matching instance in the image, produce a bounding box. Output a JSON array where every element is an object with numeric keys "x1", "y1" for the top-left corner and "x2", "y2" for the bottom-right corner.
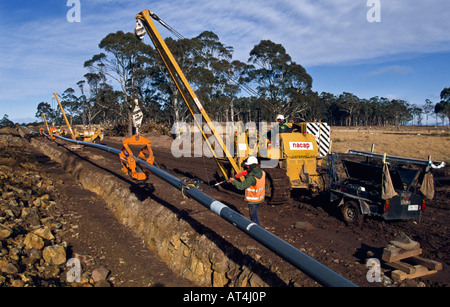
[
  {"x1": 15, "y1": 129, "x2": 450, "y2": 288},
  {"x1": 27, "y1": 134, "x2": 287, "y2": 287}
]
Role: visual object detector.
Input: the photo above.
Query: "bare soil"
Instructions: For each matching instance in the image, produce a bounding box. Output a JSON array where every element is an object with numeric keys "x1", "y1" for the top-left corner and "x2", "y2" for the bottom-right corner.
[{"x1": 11, "y1": 127, "x2": 450, "y2": 287}]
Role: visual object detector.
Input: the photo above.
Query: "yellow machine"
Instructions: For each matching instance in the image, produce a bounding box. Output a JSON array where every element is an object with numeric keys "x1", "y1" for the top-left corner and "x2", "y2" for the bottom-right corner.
[
  {"x1": 135, "y1": 10, "x2": 331, "y2": 204},
  {"x1": 53, "y1": 92, "x2": 104, "y2": 143},
  {"x1": 227, "y1": 120, "x2": 331, "y2": 203},
  {"x1": 41, "y1": 113, "x2": 58, "y2": 140},
  {"x1": 75, "y1": 127, "x2": 104, "y2": 143}
]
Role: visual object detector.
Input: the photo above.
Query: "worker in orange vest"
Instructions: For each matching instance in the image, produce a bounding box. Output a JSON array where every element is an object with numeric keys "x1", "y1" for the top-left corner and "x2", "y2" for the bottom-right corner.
[{"x1": 230, "y1": 156, "x2": 266, "y2": 226}]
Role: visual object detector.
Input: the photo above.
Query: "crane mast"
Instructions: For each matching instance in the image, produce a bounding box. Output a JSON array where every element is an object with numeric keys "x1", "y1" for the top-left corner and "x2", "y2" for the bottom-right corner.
[
  {"x1": 135, "y1": 10, "x2": 242, "y2": 179},
  {"x1": 53, "y1": 92, "x2": 76, "y2": 140}
]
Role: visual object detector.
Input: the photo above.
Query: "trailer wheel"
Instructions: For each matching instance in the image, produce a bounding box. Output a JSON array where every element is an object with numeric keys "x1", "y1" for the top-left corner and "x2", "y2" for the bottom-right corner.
[{"x1": 341, "y1": 200, "x2": 363, "y2": 225}]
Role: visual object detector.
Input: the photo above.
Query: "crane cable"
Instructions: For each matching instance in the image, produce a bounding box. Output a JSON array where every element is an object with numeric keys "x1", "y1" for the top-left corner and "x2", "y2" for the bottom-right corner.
[{"x1": 146, "y1": 12, "x2": 261, "y2": 99}]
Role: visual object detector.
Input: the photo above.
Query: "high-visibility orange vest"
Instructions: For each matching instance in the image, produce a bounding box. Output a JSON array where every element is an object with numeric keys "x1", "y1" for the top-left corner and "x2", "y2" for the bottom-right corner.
[{"x1": 245, "y1": 171, "x2": 266, "y2": 203}]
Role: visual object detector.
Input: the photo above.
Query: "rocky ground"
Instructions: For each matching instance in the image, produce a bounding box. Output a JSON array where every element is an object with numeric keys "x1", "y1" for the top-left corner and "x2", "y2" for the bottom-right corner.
[{"x1": 0, "y1": 127, "x2": 194, "y2": 287}]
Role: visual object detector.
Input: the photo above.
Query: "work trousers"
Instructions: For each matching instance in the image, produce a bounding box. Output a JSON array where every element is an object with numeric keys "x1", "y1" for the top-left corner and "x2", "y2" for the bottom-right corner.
[{"x1": 248, "y1": 203, "x2": 261, "y2": 226}]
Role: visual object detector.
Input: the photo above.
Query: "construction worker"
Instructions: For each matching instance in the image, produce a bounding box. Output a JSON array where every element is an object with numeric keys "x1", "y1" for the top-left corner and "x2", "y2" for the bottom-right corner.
[
  {"x1": 230, "y1": 156, "x2": 266, "y2": 226},
  {"x1": 276, "y1": 115, "x2": 289, "y2": 133}
]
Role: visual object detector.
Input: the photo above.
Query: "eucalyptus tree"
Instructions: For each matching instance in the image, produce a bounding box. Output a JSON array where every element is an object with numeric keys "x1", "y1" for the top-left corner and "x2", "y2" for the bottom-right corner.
[
  {"x1": 337, "y1": 92, "x2": 361, "y2": 126},
  {"x1": 84, "y1": 31, "x2": 151, "y2": 135},
  {"x1": 435, "y1": 87, "x2": 450, "y2": 125},
  {"x1": 35, "y1": 102, "x2": 57, "y2": 124},
  {"x1": 0, "y1": 114, "x2": 14, "y2": 128},
  {"x1": 246, "y1": 40, "x2": 312, "y2": 119},
  {"x1": 61, "y1": 88, "x2": 82, "y2": 125}
]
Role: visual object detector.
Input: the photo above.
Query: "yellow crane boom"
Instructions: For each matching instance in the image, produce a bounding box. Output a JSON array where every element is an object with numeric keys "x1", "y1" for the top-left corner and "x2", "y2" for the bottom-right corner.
[
  {"x1": 135, "y1": 10, "x2": 242, "y2": 179},
  {"x1": 53, "y1": 92, "x2": 75, "y2": 140}
]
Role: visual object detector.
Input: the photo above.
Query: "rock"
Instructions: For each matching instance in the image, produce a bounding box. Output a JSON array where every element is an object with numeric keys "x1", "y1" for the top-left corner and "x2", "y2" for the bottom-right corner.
[
  {"x1": 2, "y1": 192, "x2": 14, "y2": 199},
  {"x1": 0, "y1": 224, "x2": 13, "y2": 240},
  {"x1": 32, "y1": 198, "x2": 42, "y2": 208},
  {"x1": 0, "y1": 259, "x2": 8, "y2": 270},
  {"x1": 1, "y1": 262, "x2": 19, "y2": 275},
  {"x1": 0, "y1": 248, "x2": 7, "y2": 256},
  {"x1": 24, "y1": 233, "x2": 45, "y2": 250},
  {"x1": 73, "y1": 253, "x2": 95, "y2": 267},
  {"x1": 19, "y1": 273, "x2": 34, "y2": 285},
  {"x1": 33, "y1": 227, "x2": 55, "y2": 241},
  {"x1": 294, "y1": 221, "x2": 315, "y2": 231},
  {"x1": 11, "y1": 279, "x2": 24, "y2": 287},
  {"x1": 91, "y1": 266, "x2": 110, "y2": 282},
  {"x1": 43, "y1": 245, "x2": 66, "y2": 265},
  {"x1": 43, "y1": 265, "x2": 60, "y2": 279},
  {"x1": 28, "y1": 248, "x2": 43, "y2": 260},
  {"x1": 32, "y1": 174, "x2": 42, "y2": 181},
  {"x1": 8, "y1": 247, "x2": 20, "y2": 261},
  {"x1": 24, "y1": 208, "x2": 41, "y2": 227},
  {"x1": 79, "y1": 272, "x2": 94, "y2": 285}
]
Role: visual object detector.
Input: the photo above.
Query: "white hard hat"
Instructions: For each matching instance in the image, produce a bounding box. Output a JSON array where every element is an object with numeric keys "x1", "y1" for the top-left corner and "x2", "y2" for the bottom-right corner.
[
  {"x1": 276, "y1": 115, "x2": 285, "y2": 121},
  {"x1": 245, "y1": 156, "x2": 259, "y2": 165}
]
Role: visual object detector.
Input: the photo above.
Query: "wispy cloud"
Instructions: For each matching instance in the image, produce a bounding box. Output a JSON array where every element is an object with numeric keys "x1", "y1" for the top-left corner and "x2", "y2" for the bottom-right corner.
[
  {"x1": 367, "y1": 65, "x2": 414, "y2": 76},
  {"x1": 146, "y1": 0, "x2": 450, "y2": 66}
]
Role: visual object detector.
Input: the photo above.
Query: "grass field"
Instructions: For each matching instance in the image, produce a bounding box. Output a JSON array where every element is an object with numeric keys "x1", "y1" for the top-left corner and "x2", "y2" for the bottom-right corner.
[{"x1": 331, "y1": 126, "x2": 450, "y2": 165}]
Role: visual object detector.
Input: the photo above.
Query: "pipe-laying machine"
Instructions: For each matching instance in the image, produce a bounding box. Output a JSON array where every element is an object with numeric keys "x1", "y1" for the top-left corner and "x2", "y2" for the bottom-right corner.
[
  {"x1": 134, "y1": 10, "x2": 331, "y2": 204},
  {"x1": 53, "y1": 92, "x2": 104, "y2": 143}
]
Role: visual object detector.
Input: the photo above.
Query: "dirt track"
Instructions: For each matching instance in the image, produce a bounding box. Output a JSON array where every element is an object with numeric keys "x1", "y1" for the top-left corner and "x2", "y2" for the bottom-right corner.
[{"x1": 9, "y1": 128, "x2": 450, "y2": 287}]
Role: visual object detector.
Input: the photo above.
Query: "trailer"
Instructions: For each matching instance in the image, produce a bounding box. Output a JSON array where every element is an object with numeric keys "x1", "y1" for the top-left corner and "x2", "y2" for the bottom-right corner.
[{"x1": 327, "y1": 150, "x2": 443, "y2": 224}]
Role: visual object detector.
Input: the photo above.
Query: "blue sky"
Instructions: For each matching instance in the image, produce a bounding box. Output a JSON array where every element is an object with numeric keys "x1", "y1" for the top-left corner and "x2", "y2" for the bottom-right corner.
[{"x1": 1, "y1": 0, "x2": 449, "y2": 123}]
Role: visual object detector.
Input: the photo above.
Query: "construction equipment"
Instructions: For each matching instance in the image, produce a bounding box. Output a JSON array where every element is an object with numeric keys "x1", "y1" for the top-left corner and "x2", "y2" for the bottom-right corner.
[
  {"x1": 53, "y1": 92, "x2": 104, "y2": 143},
  {"x1": 233, "y1": 121, "x2": 331, "y2": 204},
  {"x1": 76, "y1": 128, "x2": 103, "y2": 143},
  {"x1": 135, "y1": 10, "x2": 331, "y2": 204},
  {"x1": 119, "y1": 134, "x2": 155, "y2": 180},
  {"x1": 327, "y1": 150, "x2": 444, "y2": 224},
  {"x1": 41, "y1": 113, "x2": 57, "y2": 140},
  {"x1": 53, "y1": 93, "x2": 75, "y2": 139},
  {"x1": 118, "y1": 99, "x2": 155, "y2": 181}
]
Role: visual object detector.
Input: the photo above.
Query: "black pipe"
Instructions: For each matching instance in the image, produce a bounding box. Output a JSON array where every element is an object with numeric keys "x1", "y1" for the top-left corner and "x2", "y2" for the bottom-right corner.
[{"x1": 24, "y1": 128, "x2": 358, "y2": 287}]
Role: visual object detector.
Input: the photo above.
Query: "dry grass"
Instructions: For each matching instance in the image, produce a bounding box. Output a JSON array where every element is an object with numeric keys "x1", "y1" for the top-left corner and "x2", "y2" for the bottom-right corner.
[{"x1": 331, "y1": 126, "x2": 450, "y2": 164}]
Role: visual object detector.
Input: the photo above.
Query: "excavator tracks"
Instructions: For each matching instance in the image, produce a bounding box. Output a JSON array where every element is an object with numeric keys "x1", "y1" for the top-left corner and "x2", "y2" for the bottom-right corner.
[{"x1": 264, "y1": 168, "x2": 292, "y2": 205}]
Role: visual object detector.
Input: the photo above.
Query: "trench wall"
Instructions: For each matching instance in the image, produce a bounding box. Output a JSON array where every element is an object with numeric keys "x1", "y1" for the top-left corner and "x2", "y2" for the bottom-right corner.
[{"x1": 29, "y1": 137, "x2": 273, "y2": 287}]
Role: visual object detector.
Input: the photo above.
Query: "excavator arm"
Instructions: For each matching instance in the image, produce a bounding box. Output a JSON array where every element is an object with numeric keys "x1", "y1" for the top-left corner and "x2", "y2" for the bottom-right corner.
[{"x1": 135, "y1": 10, "x2": 242, "y2": 179}]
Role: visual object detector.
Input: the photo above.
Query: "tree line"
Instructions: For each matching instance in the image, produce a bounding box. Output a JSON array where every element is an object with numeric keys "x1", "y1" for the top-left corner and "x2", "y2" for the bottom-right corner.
[{"x1": 29, "y1": 30, "x2": 449, "y2": 133}]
